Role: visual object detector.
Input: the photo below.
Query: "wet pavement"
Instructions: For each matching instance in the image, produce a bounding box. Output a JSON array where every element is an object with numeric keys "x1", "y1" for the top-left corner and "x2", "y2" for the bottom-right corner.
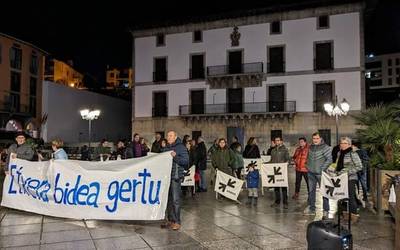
[{"x1": 0, "y1": 168, "x2": 395, "y2": 250}]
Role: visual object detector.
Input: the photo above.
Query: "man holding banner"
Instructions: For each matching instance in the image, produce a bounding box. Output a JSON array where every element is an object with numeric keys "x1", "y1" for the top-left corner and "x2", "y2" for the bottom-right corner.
[
  {"x1": 269, "y1": 136, "x2": 290, "y2": 209},
  {"x1": 161, "y1": 131, "x2": 189, "y2": 230}
]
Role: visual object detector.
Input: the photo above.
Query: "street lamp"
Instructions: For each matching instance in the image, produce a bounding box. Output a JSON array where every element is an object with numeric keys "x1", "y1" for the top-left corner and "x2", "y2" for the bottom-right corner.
[
  {"x1": 324, "y1": 95, "x2": 350, "y2": 145},
  {"x1": 80, "y1": 109, "x2": 101, "y2": 148}
]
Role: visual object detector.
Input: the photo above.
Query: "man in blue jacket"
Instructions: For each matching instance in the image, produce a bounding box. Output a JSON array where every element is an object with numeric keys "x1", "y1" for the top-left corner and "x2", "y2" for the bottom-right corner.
[{"x1": 161, "y1": 130, "x2": 189, "y2": 230}]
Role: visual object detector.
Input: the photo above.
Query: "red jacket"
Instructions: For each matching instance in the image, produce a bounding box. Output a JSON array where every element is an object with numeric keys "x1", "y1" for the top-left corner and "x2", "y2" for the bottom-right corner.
[{"x1": 293, "y1": 144, "x2": 309, "y2": 172}]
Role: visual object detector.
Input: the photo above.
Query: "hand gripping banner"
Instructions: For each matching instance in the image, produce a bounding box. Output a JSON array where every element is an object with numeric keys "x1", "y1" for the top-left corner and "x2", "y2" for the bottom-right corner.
[{"x1": 1, "y1": 152, "x2": 173, "y2": 220}]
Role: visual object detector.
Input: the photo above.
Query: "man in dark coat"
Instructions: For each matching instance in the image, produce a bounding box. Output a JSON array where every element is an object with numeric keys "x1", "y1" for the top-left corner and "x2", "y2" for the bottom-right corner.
[{"x1": 161, "y1": 130, "x2": 189, "y2": 231}]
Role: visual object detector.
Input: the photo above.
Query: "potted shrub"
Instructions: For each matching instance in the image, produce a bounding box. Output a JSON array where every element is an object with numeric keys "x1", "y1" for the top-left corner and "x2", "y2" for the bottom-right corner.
[{"x1": 353, "y1": 103, "x2": 400, "y2": 212}]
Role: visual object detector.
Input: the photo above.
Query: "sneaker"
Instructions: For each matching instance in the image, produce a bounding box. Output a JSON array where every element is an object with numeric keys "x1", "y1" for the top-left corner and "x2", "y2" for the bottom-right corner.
[
  {"x1": 170, "y1": 223, "x2": 181, "y2": 230},
  {"x1": 303, "y1": 206, "x2": 316, "y2": 215}
]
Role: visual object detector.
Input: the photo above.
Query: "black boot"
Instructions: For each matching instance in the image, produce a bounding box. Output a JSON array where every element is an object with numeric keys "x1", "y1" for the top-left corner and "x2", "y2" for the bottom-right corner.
[
  {"x1": 252, "y1": 197, "x2": 258, "y2": 206},
  {"x1": 246, "y1": 196, "x2": 252, "y2": 205}
]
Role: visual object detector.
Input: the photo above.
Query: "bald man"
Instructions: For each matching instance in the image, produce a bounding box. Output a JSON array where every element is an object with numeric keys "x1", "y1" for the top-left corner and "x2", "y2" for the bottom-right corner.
[{"x1": 161, "y1": 130, "x2": 189, "y2": 230}]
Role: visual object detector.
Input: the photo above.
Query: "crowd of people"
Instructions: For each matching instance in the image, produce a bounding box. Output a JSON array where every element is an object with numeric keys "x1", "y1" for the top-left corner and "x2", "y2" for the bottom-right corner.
[{"x1": 0, "y1": 129, "x2": 370, "y2": 230}]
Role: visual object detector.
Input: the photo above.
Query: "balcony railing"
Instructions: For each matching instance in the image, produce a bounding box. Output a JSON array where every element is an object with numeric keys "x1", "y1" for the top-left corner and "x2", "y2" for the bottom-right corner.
[
  {"x1": 152, "y1": 107, "x2": 168, "y2": 117},
  {"x1": 179, "y1": 101, "x2": 296, "y2": 116},
  {"x1": 207, "y1": 62, "x2": 263, "y2": 77},
  {"x1": 189, "y1": 68, "x2": 205, "y2": 79},
  {"x1": 153, "y1": 71, "x2": 167, "y2": 82}
]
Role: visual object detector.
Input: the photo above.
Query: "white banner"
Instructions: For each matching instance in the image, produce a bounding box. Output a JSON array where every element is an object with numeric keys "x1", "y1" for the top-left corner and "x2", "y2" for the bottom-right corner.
[
  {"x1": 260, "y1": 163, "x2": 289, "y2": 187},
  {"x1": 242, "y1": 156, "x2": 271, "y2": 175},
  {"x1": 1, "y1": 152, "x2": 173, "y2": 220},
  {"x1": 181, "y1": 165, "x2": 195, "y2": 187},
  {"x1": 320, "y1": 172, "x2": 349, "y2": 200},
  {"x1": 214, "y1": 170, "x2": 244, "y2": 201}
]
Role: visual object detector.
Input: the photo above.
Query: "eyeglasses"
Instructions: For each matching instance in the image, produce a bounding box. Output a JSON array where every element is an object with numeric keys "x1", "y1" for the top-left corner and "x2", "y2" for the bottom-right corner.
[{"x1": 340, "y1": 142, "x2": 349, "y2": 145}]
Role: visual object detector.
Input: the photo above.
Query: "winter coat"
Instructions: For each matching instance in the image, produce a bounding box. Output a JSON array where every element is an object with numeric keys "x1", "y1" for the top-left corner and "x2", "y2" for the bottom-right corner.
[
  {"x1": 6, "y1": 143, "x2": 34, "y2": 171},
  {"x1": 189, "y1": 147, "x2": 196, "y2": 169},
  {"x1": 211, "y1": 147, "x2": 235, "y2": 175},
  {"x1": 113, "y1": 147, "x2": 133, "y2": 159},
  {"x1": 246, "y1": 169, "x2": 260, "y2": 188},
  {"x1": 163, "y1": 138, "x2": 189, "y2": 180},
  {"x1": 151, "y1": 140, "x2": 162, "y2": 153},
  {"x1": 54, "y1": 148, "x2": 68, "y2": 160},
  {"x1": 270, "y1": 144, "x2": 290, "y2": 163},
  {"x1": 292, "y1": 144, "x2": 309, "y2": 172},
  {"x1": 194, "y1": 142, "x2": 207, "y2": 170},
  {"x1": 306, "y1": 141, "x2": 332, "y2": 175},
  {"x1": 243, "y1": 144, "x2": 261, "y2": 158},
  {"x1": 230, "y1": 141, "x2": 241, "y2": 151},
  {"x1": 231, "y1": 151, "x2": 244, "y2": 170},
  {"x1": 327, "y1": 150, "x2": 363, "y2": 181}
]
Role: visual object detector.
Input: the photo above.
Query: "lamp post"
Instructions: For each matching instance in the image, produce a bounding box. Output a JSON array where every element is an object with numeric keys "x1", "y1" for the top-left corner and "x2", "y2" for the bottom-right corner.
[
  {"x1": 80, "y1": 109, "x2": 101, "y2": 148},
  {"x1": 323, "y1": 95, "x2": 350, "y2": 145}
]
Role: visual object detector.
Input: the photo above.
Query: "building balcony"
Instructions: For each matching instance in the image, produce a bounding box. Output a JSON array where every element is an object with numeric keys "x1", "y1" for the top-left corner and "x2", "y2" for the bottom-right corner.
[
  {"x1": 206, "y1": 62, "x2": 265, "y2": 89},
  {"x1": 179, "y1": 101, "x2": 296, "y2": 121}
]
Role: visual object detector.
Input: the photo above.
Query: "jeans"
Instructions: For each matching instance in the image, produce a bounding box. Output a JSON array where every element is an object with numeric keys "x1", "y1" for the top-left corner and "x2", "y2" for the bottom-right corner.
[
  {"x1": 357, "y1": 169, "x2": 368, "y2": 201},
  {"x1": 199, "y1": 170, "x2": 207, "y2": 190},
  {"x1": 295, "y1": 171, "x2": 309, "y2": 194},
  {"x1": 274, "y1": 187, "x2": 288, "y2": 204},
  {"x1": 308, "y1": 172, "x2": 329, "y2": 212},
  {"x1": 167, "y1": 179, "x2": 182, "y2": 224}
]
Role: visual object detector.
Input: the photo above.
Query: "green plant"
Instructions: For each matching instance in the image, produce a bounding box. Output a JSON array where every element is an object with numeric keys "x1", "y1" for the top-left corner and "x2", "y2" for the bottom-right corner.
[{"x1": 353, "y1": 103, "x2": 400, "y2": 170}]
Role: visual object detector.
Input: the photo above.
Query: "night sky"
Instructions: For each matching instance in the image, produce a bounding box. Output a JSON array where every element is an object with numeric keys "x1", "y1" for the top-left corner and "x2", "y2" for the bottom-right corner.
[{"x1": 1, "y1": 0, "x2": 399, "y2": 87}]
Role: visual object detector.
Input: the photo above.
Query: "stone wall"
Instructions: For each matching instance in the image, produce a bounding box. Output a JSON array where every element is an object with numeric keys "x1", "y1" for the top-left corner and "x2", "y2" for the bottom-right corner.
[{"x1": 132, "y1": 111, "x2": 360, "y2": 153}]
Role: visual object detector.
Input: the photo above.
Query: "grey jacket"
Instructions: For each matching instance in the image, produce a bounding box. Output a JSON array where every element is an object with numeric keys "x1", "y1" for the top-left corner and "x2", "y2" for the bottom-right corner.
[
  {"x1": 6, "y1": 143, "x2": 34, "y2": 171},
  {"x1": 306, "y1": 141, "x2": 332, "y2": 174},
  {"x1": 328, "y1": 150, "x2": 363, "y2": 181}
]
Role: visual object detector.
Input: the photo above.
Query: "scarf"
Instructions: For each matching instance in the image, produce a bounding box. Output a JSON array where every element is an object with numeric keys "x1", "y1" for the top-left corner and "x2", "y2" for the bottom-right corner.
[{"x1": 336, "y1": 147, "x2": 353, "y2": 172}]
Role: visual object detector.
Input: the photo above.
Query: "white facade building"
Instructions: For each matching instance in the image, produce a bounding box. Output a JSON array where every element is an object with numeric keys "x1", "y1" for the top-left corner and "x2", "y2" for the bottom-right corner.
[{"x1": 131, "y1": 2, "x2": 364, "y2": 147}]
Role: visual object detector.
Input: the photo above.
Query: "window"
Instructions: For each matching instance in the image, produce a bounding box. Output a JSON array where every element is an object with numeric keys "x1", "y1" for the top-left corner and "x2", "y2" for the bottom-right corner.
[
  {"x1": 268, "y1": 46, "x2": 285, "y2": 73},
  {"x1": 153, "y1": 57, "x2": 167, "y2": 82},
  {"x1": 156, "y1": 34, "x2": 165, "y2": 46},
  {"x1": 388, "y1": 68, "x2": 392, "y2": 76},
  {"x1": 10, "y1": 71, "x2": 21, "y2": 92},
  {"x1": 314, "y1": 41, "x2": 333, "y2": 70},
  {"x1": 396, "y1": 58, "x2": 400, "y2": 65},
  {"x1": 270, "y1": 21, "x2": 281, "y2": 34},
  {"x1": 397, "y1": 77, "x2": 400, "y2": 84},
  {"x1": 193, "y1": 30, "x2": 202, "y2": 42},
  {"x1": 317, "y1": 15, "x2": 329, "y2": 29},
  {"x1": 190, "y1": 54, "x2": 205, "y2": 79},
  {"x1": 271, "y1": 130, "x2": 282, "y2": 141},
  {"x1": 389, "y1": 78, "x2": 393, "y2": 85},
  {"x1": 396, "y1": 68, "x2": 399, "y2": 75},
  {"x1": 10, "y1": 46, "x2": 22, "y2": 70},
  {"x1": 29, "y1": 96, "x2": 36, "y2": 116},
  {"x1": 388, "y1": 59, "x2": 392, "y2": 66},
  {"x1": 30, "y1": 54, "x2": 38, "y2": 75},
  {"x1": 314, "y1": 82, "x2": 333, "y2": 112},
  {"x1": 30, "y1": 77, "x2": 37, "y2": 96},
  {"x1": 153, "y1": 92, "x2": 168, "y2": 117}
]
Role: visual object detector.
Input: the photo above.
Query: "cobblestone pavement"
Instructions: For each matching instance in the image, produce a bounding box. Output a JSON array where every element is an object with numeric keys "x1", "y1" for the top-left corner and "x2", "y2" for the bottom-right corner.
[{"x1": 0, "y1": 168, "x2": 395, "y2": 250}]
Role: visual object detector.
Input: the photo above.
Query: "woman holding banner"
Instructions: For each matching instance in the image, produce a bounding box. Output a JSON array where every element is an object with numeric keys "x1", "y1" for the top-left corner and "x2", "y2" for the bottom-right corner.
[
  {"x1": 326, "y1": 136, "x2": 363, "y2": 223},
  {"x1": 51, "y1": 139, "x2": 68, "y2": 160}
]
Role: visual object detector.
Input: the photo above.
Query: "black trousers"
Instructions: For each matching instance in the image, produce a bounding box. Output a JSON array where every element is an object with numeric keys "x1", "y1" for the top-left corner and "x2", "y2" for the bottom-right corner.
[
  {"x1": 348, "y1": 179, "x2": 358, "y2": 214},
  {"x1": 274, "y1": 187, "x2": 288, "y2": 204},
  {"x1": 295, "y1": 171, "x2": 309, "y2": 193}
]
